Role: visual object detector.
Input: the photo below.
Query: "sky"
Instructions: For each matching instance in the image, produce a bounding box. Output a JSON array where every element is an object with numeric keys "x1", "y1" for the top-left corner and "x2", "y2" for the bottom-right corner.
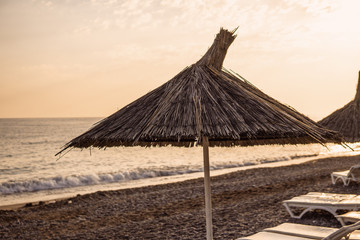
[{"x1": 0, "y1": 0, "x2": 359, "y2": 121}]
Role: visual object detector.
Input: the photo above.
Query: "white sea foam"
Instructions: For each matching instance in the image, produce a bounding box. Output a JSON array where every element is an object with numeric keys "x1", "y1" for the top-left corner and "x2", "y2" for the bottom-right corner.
[
  {"x1": 0, "y1": 154, "x2": 318, "y2": 195},
  {"x1": 0, "y1": 170, "x2": 178, "y2": 194}
]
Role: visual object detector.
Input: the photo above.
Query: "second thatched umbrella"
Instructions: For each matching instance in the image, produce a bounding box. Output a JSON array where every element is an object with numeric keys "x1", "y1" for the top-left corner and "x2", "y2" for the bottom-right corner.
[
  {"x1": 318, "y1": 71, "x2": 360, "y2": 142},
  {"x1": 57, "y1": 28, "x2": 343, "y2": 240}
]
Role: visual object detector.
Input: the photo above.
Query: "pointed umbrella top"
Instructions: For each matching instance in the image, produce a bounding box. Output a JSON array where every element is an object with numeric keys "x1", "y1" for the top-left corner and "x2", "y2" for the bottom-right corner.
[
  {"x1": 318, "y1": 70, "x2": 360, "y2": 142},
  {"x1": 354, "y1": 70, "x2": 360, "y2": 101},
  {"x1": 57, "y1": 28, "x2": 343, "y2": 156},
  {"x1": 196, "y1": 27, "x2": 237, "y2": 70}
]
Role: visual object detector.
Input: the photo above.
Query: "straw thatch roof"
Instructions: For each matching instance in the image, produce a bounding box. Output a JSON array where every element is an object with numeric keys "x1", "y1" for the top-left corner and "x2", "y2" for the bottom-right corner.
[
  {"x1": 57, "y1": 28, "x2": 342, "y2": 156},
  {"x1": 318, "y1": 71, "x2": 360, "y2": 142}
]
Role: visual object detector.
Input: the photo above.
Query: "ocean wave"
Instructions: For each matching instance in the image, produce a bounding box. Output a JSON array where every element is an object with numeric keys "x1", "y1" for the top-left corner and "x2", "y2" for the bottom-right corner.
[
  {"x1": 0, "y1": 170, "x2": 190, "y2": 194},
  {"x1": 0, "y1": 153, "x2": 318, "y2": 194}
]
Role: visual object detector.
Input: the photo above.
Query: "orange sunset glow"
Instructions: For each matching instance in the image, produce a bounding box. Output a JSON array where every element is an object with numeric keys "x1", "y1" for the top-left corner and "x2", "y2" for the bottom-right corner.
[{"x1": 0, "y1": 0, "x2": 359, "y2": 120}]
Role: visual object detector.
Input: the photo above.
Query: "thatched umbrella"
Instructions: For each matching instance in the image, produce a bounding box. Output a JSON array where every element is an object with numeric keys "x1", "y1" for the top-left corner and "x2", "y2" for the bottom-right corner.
[
  {"x1": 57, "y1": 28, "x2": 343, "y2": 240},
  {"x1": 318, "y1": 71, "x2": 360, "y2": 142}
]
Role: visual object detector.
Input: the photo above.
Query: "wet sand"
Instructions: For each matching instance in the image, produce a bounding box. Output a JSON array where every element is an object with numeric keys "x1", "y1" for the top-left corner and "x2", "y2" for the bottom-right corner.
[{"x1": 1, "y1": 155, "x2": 360, "y2": 239}]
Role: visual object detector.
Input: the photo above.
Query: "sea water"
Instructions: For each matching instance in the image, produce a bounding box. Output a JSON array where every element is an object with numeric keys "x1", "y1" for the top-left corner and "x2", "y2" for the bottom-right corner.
[{"x1": 0, "y1": 118, "x2": 356, "y2": 207}]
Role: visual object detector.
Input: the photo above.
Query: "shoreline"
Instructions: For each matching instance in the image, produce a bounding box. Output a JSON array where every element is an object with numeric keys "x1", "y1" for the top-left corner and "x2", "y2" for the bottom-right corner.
[{"x1": 1, "y1": 150, "x2": 358, "y2": 211}]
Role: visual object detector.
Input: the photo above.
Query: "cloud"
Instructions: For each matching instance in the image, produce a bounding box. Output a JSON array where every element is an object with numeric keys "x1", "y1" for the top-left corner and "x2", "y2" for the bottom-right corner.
[
  {"x1": 283, "y1": 0, "x2": 338, "y2": 15},
  {"x1": 28, "y1": 0, "x2": 343, "y2": 36},
  {"x1": 98, "y1": 42, "x2": 201, "y2": 64},
  {"x1": 37, "y1": 0, "x2": 353, "y2": 67},
  {"x1": 30, "y1": 0, "x2": 340, "y2": 49}
]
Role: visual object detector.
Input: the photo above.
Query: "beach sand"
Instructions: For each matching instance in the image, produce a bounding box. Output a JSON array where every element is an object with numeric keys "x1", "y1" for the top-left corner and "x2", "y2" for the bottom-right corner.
[{"x1": 1, "y1": 154, "x2": 360, "y2": 240}]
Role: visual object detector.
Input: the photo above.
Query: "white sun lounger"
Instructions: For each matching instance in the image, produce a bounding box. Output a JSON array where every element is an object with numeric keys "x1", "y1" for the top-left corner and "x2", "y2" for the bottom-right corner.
[
  {"x1": 236, "y1": 221, "x2": 360, "y2": 240},
  {"x1": 331, "y1": 166, "x2": 360, "y2": 186},
  {"x1": 283, "y1": 192, "x2": 360, "y2": 225},
  {"x1": 264, "y1": 223, "x2": 360, "y2": 239}
]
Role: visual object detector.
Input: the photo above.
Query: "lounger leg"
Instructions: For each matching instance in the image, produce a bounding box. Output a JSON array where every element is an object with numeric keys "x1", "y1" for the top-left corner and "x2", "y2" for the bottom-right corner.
[
  {"x1": 344, "y1": 178, "x2": 351, "y2": 186},
  {"x1": 337, "y1": 217, "x2": 346, "y2": 226},
  {"x1": 283, "y1": 203, "x2": 311, "y2": 219},
  {"x1": 283, "y1": 203, "x2": 298, "y2": 218},
  {"x1": 331, "y1": 174, "x2": 336, "y2": 185},
  {"x1": 331, "y1": 175, "x2": 345, "y2": 185}
]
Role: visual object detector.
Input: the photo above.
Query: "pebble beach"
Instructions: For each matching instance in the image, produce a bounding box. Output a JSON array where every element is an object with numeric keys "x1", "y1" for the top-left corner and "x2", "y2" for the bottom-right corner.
[{"x1": 1, "y1": 154, "x2": 360, "y2": 240}]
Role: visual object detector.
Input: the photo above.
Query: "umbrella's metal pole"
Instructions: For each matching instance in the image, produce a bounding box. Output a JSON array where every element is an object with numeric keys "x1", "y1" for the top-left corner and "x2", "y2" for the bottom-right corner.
[{"x1": 203, "y1": 136, "x2": 213, "y2": 240}]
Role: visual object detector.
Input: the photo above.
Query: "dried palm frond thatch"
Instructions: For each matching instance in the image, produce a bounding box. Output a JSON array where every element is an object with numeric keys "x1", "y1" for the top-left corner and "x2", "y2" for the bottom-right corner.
[
  {"x1": 318, "y1": 71, "x2": 360, "y2": 142},
  {"x1": 57, "y1": 28, "x2": 342, "y2": 155}
]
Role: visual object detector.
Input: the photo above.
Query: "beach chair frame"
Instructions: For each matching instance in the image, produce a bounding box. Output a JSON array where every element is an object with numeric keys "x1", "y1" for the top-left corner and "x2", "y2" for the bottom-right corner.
[
  {"x1": 283, "y1": 202, "x2": 339, "y2": 219},
  {"x1": 283, "y1": 192, "x2": 360, "y2": 225},
  {"x1": 331, "y1": 166, "x2": 360, "y2": 186}
]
